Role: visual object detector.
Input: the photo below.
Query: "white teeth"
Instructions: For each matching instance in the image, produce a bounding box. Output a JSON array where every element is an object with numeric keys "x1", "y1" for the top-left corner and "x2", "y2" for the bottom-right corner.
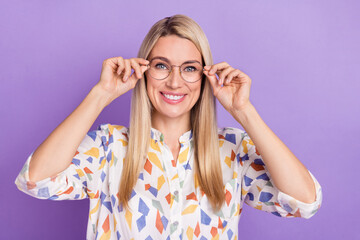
[{"x1": 163, "y1": 93, "x2": 184, "y2": 100}]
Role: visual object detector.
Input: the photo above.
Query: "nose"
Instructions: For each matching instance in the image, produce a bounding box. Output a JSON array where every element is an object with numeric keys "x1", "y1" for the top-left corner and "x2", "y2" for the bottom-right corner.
[{"x1": 166, "y1": 66, "x2": 183, "y2": 88}]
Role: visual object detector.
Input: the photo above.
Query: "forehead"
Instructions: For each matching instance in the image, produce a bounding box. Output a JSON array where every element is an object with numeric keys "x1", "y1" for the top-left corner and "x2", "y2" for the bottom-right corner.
[{"x1": 149, "y1": 35, "x2": 202, "y2": 64}]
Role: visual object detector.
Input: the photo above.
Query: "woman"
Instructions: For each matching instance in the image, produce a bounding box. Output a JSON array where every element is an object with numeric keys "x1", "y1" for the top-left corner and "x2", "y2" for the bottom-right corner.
[{"x1": 15, "y1": 14, "x2": 322, "y2": 239}]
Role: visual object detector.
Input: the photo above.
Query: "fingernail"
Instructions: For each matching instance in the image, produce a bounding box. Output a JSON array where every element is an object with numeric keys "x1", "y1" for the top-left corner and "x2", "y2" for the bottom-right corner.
[{"x1": 124, "y1": 76, "x2": 128, "y2": 81}]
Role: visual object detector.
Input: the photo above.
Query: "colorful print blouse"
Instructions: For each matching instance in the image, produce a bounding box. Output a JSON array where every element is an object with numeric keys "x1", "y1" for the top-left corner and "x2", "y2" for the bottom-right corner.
[{"x1": 15, "y1": 123, "x2": 322, "y2": 240}]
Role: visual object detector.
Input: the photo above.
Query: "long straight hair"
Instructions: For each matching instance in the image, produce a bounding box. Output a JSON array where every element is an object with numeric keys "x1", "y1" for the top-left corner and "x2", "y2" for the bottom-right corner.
[{"x1": 118, "y1": 14, "x2": 225, "y2": 212}]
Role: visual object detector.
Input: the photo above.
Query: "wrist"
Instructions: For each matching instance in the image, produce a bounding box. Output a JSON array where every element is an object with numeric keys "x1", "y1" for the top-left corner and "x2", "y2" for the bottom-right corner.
[
  {"x1": 231, "y1": 102, "x2": 257, "y2": 127},
  {"x1": 89, "y1": 85, "x2": 112, "y2": 110}
]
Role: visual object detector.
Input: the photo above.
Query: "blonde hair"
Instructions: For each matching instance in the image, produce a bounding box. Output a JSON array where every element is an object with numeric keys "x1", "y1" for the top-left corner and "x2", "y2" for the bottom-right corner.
[{"x1": 118, "y1": 14, "x2": 225, "y2": 212}]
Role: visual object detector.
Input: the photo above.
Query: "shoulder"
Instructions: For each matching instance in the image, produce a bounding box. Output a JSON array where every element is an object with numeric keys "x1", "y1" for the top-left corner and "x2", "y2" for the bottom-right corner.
[
  {"x1": 218, "y1": 127, "x2": 255, "y2": 156},
  {"x1": 94, "y1": 123, "x2": 129, "y2": 146},
  {"x1": 217, "y1": 127, "x2": 248, "y2": 145},
  {"x1": 97, "y1": 123, "x2": 129, "y2": 135}
]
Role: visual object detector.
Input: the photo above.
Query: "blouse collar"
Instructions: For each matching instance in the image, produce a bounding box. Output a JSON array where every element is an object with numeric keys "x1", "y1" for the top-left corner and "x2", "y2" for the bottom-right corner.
[{"x1": 150, "y1": 127, "x2": 193, "y2": 144}]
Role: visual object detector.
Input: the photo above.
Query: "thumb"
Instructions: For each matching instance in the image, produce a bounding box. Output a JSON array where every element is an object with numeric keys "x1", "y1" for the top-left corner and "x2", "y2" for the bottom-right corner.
[
  {"x1": 204, "y1": 70, "x2": 220, "y2": 94},
  {"x1": 129, "y1": 65, "x2": 148, "y2": 82},
  {"x1": 126, "y1": 65, "x2": 149, "y2": 88},
  {"x1": 140, "y1": 65, "x2": 149, "y2": 75}
]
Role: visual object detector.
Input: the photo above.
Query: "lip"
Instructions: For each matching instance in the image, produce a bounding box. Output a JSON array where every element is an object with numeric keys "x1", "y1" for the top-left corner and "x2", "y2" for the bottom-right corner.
[{"x1": 160, "y1": 91, "x2": 186, "y2": 104}]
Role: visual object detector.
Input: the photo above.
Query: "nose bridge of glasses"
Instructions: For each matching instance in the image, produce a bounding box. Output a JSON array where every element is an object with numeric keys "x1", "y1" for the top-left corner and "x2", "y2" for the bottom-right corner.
[{"x1": 168, "y1": 64, "x2": 183, "y2": 80}]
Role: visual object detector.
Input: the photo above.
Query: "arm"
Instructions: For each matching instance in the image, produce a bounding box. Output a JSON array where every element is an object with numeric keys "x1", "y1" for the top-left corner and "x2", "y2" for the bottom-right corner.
[
  {"x1": 238, "y1": 129, "x2": 322, "y2": 218},
  {"x1": 15, "y1": 57, "x2": 149, "y2": 200},
  {"x1": 28, "y1": 57, "x2": 149, "y2": 182},
  {"x1": 234, "y1": 103, "x2": 316, "y2": 203},
  {"x1": 28, "y1": 86, "x2": 108, "y2": 182},
  {"x1": 204, "y1": 62, "x2": 322, "y2": 204},
  {"x1": 15, "y1": 124, "x2": 109, "y2": 200}
]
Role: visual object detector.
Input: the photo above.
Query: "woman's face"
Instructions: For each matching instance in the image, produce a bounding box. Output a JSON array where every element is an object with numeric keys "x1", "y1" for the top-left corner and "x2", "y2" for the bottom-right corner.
[{"x1": 145, "y1": 35, "x2": 203, "y2": 122}]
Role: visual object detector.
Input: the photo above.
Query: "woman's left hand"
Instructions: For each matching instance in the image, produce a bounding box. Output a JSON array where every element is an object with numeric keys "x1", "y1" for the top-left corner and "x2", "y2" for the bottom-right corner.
[{"x1": 204, "y1": 62, "x2": 253, "y2": 115}]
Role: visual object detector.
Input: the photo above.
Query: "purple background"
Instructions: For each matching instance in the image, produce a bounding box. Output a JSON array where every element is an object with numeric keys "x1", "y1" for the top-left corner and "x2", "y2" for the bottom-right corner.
[{"x1": 1, "y1": 0, "x2": 359, "y2": 239}]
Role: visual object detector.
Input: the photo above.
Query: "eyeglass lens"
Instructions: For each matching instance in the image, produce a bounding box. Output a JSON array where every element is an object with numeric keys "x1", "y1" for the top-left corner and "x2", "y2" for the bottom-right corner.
[{"x1": 148, "y1": 59, "x2": 203, "y2": 82}]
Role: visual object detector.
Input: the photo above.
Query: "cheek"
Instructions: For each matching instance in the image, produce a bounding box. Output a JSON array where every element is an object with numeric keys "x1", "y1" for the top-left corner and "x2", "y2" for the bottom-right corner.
[
  {"x1": 145, "y1": 75, "x2": 155, "y2": 94},
  {"x1": 192, "y1": 83, "x2": 202, "y2": 101},
  {"x1": 146, "y1": 76, "x2": 161, "y2": 104}
]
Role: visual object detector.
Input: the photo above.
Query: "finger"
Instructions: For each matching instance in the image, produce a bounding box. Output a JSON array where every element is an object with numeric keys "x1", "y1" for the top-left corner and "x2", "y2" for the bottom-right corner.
[
  {"x1": 218, "y1": 66, "x2": 234, "y2": 85},
  {"x1": 203, "y1": 65, "x2": 212, "y2": 74},
  {"x1": 209, "y1": 62, "x2": 230, "y2": 75},
  {"x1": 135, "y1": 58, "x2": 150, "y2": 66},
  {"x1": 116, "y1": 57, "x2": 125, "y2": 76},
  {"x1": 130, "y1": 59, "x2": 142, "y2": 80},
  {"x1": 232, "y1": 69, "x2": 251, "y2": 84},
  {"x1": 208, "y1": 65, "x2": 218, "y2": 75},
  {"x1": 203, "y1": 70, "x2": 217, "y2": 87},
  {"x1": 127, "y1": 75, "x2": 140, "y2": 89},
  {"x1": 238, "y1": 69, "x2": 250, "y2": 80},
  {"x1": 102, "y1": 58, "x2": 115, "y2": 73},
  {"x1": 204, "y1": 65, "x2": 220, "y2": 84},
  {"x1": 140, "y1": 64, "x2": 150, "y2": 74},
  {"x1": 136, "y1": 59, "x2": 150, "y2": 79},
  {"x1": 123, "y1": 59, "x2": 131, "y2": 81},
  {"x1": 224, "y1": 69, "x2": 241, "y2": 84},
  {"x1": 203, "y1": 70, "x2": 221, "y2": 95},
  {"x1": 127, "y1": 65, "x2": 148, "y2": 89}
]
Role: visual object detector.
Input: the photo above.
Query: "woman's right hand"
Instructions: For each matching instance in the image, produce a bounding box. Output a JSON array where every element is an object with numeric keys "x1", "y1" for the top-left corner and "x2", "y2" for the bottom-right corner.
[{"x1": 96, "y1": 57, "x2": 149, "y2": 107}]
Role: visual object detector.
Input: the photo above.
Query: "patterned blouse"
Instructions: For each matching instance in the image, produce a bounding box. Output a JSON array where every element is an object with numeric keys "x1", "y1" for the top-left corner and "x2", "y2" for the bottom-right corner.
[{"x1": 15, "y1": 123, "x2": 322, "y2": 240}]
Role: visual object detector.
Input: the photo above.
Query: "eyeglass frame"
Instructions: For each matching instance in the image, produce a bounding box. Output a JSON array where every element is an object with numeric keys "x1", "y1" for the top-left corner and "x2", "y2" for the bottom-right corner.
[{"x1": 145, "y1": 57, "x2": 205, "y2": 83}]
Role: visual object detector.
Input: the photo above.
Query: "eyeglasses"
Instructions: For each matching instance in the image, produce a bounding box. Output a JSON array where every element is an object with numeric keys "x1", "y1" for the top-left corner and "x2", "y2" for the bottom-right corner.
[{"x1": 146, "y1": 58, "x2": 204, "y2": 83}]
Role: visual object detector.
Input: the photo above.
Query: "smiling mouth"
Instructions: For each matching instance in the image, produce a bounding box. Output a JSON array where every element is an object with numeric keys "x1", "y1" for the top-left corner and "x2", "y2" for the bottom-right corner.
[{"x1": 161, "y1": 92, "x2": 185, "y2": 100}]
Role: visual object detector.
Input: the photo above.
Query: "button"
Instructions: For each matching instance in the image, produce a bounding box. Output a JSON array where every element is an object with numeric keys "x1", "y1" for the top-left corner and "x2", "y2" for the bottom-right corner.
[
  {"x1": 173, "y1": 221, "x2": 179, "y2": 226},
  {"x1": 174, "y1": 190, "x2": 179, "y2": 196}
]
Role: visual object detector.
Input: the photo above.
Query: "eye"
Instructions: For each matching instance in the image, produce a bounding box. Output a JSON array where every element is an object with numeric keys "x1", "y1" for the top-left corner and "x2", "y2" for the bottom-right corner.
[
  {"x1": 155, "y1": 63, "x2": 168, "y2": 70},
  {"x1": 184, "y1": 66, "x2": 197, "y2": 72}
]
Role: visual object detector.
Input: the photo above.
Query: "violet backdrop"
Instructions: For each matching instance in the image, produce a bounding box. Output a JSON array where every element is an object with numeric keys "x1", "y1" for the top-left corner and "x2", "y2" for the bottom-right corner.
[{"x1": 1, "y1": 0, "x2": 359, "y2": 239}]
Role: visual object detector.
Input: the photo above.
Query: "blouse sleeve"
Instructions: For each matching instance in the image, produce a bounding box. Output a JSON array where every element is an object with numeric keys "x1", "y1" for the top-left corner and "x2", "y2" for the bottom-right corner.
[
  {"x1": 239, "y1": 132, "x2": 323, "y2": 219},
  {"x1": 14, "y1": 123, "x2": 110, "y2": 201}
]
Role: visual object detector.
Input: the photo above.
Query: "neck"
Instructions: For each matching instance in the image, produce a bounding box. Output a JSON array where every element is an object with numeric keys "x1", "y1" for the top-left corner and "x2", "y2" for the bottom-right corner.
[{"x1": 151, "y1": 112, "x2": 191, "y2": 147}]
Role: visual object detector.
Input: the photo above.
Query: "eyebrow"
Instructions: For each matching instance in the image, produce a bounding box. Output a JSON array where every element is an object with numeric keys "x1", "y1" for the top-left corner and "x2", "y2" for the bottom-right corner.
[{"x1": 150, "y1": 56, "x2": 202, "y2": 65}]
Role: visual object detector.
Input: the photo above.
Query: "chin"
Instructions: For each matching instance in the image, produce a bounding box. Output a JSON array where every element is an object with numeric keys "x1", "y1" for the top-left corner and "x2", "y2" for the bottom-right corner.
[{"x1": 159, "y1": 109, "x2": 189, "y2": 119}]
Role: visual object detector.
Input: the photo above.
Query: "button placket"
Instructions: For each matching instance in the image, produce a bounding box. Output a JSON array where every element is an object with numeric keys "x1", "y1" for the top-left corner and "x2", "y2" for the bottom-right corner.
[
  {"x1": 177, "y1": 140, "x2": 192, "y2": 188},
  {"x1": 160, "y1": 142, "x2": 182, "y2": 237},
  {"x1": 170, "y1": 171, "x2": 181, "y2": 236},
  {"x1": 173, "y1": 139, "x2": 193, "y2": 237},
  {"x1": 151, "y1": 127, "x2": 192, "y2": 238}
]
